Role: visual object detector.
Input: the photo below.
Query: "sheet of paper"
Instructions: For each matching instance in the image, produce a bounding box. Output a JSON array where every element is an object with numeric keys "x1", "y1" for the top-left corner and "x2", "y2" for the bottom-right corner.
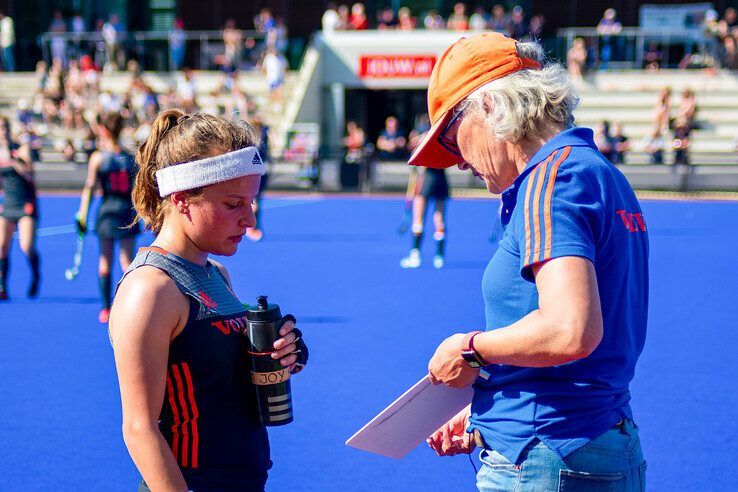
[{"x1": 345, "y1": 374, "x2": 474, "y2": 459}]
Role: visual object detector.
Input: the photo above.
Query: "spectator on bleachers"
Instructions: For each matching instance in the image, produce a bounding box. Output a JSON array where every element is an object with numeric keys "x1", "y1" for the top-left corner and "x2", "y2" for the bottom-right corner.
[
  {"x1": 337, "y1": 5, "x2": 351, "y2": 31},
  {"x1": 672, "y1": 116, "x2": 691, "y2": 165},
  {"x1": 611, "y1": 122, "x2": 629, "y2": 165},
  {"x1": 528, "y1": 14, "x2": 545, "y2": 40},
  {"x1": 653, "y1": 87, "x2": 672, "y2": 133},
  {"x1": 79, "y1": 55, "x2": 99, "y2": 93},
  {"x1": 169, "y1": 18, "x2": 186, "y2": 71},
  {"x1": 349, "y1": 4, "x2": 368, "y2": 30},
  {"x1": 102, "y1": 14, "x2": 126, "y2": 71},
  {"x1": 49, "y1": 11, "x2": 67, "y2": 66},
  {"x1": 643, "y1": 128, "x2": 665, "y2": 164},
  {"x1": 397, "y1": 7, "x2": 416, "y2": 31},
  {"x1": 176, "y1": 67, "x2": 197, "y2": 112},
  {"x1": 70, "y1": 11, "x2": 86, "y2": 60},
  {"x1": 719, "y1": 8, "x2": 737, "y2": 68},
  {"x1": 0, "y1": 10, "x2": 16, "y2": 71},
  {"x1": 594, "y1": 121, "x2": 615, "y2": 162},
  {"x1": 273, "y1": 18, "x2": 289, "y2": 52},
  {"x1": 678, "y1": 88, "x2": 697, "y2": 128},
  {"x1": 423, "y1": 10, "x2": 445, "y2": 30},
  {"x1": 469, "y1": 8, "x2": 489, "y2": 31},
  {"x1": 596, "y1": 8, "x2": 621, "y2": 69},
  {"x1": 254, "y1": 8, "x2": 276, "y2": 35},
  {"x1": 408, "y1": 113, "x2": 431, "y2": 154},
  {"x1": 210, "y1": 68, "x2": 251, "y2": 119},
  {"x1": 377, "y1": 7, "x2": 397, "y2": 30},
  {"x1": 644, "y1": 42, "x2": 662, "y2": 70},
  {"x1": 508, "y1": 6, "x2": 528, "y2": 40},
  {"x1": 221, "y1": 19, "x2": 243, "y2": 70},
  {"x1": 343, "y1": 120, "x2": 367, "y2": 164},
  {"x1": 490, "y1": 5, "x2": 509, "y2": 34},
  {"x1": 322, "y1": 3, "x2": 340, "y2": 32},
  {"x1": 447, "y1": 3, "x2": 469, "y2": 32},
  {"x1": 263, "y1": 46, "x2": 287, "y2": 106},
  {"x1": 377, "y1": 116, "x2": 406, "y2": 160},
  {"x1": 567, "y1": 37, "x2": 587, "y2": 82}
]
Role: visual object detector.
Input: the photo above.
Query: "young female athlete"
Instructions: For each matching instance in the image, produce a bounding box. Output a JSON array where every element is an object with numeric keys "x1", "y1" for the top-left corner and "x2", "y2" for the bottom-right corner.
[
  {"x1": 0, "y1": 117, "x2": 40, "y2": 300},
  {"x1": 110, "y1": 109, "x2": 307, "y2": 491},
  {"x1": 76, "y1": 113, "x2": 140, "y2": 323}
]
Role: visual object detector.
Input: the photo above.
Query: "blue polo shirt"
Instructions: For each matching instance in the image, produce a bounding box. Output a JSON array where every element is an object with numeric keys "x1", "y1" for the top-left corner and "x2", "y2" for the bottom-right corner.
[{"x1": 468, "y1": 127, "x2": 649, "y2": 464}]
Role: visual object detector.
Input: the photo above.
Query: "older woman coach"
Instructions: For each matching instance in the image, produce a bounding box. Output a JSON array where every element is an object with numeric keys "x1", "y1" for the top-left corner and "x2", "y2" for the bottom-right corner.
[{"x1": 415, "y1": 33, "x2": 649, "y2": 491}]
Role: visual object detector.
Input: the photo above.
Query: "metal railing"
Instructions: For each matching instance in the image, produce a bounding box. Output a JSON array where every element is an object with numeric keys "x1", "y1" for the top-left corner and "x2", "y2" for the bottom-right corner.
[
  {"x1": 37, "y1": 30, "x2": 266, "y2": 71},
  {"x1": 556, "y1": 27, "x2": 718, "y2": 69}
]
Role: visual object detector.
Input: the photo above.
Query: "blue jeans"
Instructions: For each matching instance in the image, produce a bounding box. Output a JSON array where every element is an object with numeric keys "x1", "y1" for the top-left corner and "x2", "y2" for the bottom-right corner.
[
  {"x1": 2, "y1": 46, "x2": 14, "y2": 71},
  {"x1": 476, "y1": 420, "x2": 646, "y2": 491}
]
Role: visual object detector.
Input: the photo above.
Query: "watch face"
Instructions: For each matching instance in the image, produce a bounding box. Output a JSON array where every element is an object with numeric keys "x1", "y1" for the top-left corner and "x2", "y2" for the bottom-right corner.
[{"x1": 462, "y1": 351, "x2": 483, "y2": 368}]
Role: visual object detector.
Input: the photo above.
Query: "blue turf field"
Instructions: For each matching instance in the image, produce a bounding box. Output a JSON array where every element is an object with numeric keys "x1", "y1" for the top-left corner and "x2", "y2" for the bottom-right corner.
[{"x1": 1, "y1": 195, "x2": 736, "y2": 491}]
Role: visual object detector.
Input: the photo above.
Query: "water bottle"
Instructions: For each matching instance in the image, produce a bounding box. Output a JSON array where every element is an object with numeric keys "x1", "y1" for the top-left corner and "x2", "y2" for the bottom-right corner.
[{"x1": 245, "y1": 295, "x2": 294, "y2": 426}]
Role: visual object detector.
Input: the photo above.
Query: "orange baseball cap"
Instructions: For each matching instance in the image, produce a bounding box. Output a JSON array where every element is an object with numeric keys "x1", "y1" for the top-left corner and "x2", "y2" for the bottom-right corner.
[{"x1": 408, "y1": 32, "x2": 541, "y2": 169}]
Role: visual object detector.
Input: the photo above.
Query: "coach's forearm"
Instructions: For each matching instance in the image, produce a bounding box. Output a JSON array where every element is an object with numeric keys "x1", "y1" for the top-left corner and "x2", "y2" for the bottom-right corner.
[
  {"x1": 123, "y1": 422, "x2": 188, "y2": 492},
  {"x1": 473, "y1": 309, "x2": 601, "y2": 368}
]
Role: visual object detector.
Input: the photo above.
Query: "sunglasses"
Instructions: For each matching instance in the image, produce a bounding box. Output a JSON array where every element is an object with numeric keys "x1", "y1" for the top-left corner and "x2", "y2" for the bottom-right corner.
[{"x1": 437, "y1": 111, "x2": 464, "y2": 157}]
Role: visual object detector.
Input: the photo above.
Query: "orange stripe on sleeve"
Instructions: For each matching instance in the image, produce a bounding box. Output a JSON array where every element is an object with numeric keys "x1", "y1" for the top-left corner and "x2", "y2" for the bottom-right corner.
[
  {"x1": 172, "y1": 364, "x2": 191, "y2": 468},
  {"x1": 543, "y1": 146, "x2": 572, "y2": 260},
  {"x1": 530, "y1": 156, "x2": 552, "y2": 262},
  {"x1": 166, "y1": 371, "x2": 181, "y2": 464},
  {"x1": 181, "y1": 363, "x2": 200, "y2": 469},
  {"x1": 523, "y1": 166, "x2": 537, "y2": 264}
]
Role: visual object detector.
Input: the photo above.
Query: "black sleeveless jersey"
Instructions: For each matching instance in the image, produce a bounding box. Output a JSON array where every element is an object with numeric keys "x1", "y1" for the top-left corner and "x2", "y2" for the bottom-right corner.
[
  {"x1": 119, "y1": 247, "x2": 271, "y2": 491},
  {"x1": 95, "y1": 151, "x2": 139, "y2": 237},
  {"x1": 0, "y1": 144, "x2": 36, "y2": 211}
]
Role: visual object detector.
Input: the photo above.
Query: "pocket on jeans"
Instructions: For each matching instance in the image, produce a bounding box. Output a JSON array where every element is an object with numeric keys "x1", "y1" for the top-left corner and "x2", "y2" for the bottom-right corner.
[
  {"x1": 480, "y1": 449, "x2": 519, "y2": 469},
  {"x1": 558, "y1": 469, "x2": 628, "y2": 491}
]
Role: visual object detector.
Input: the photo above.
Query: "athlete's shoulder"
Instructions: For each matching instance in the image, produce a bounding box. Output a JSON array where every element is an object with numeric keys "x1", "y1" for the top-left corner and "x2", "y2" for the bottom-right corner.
[{"x1": 117, "y1": 265, "x2": 186, "y2": 310}]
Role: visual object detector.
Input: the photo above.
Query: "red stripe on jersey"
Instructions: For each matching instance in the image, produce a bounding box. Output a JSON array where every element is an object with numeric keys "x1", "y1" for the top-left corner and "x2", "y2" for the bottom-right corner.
[
  {"x1": 166, "y1": 371, "x2": 181, "y2": 464},
  {"x1": 181, "y1": 362, "x2": 200, "y2": 469},
  {"x1": 171, "y1": 364, "x2": 191, "y2": 467}
]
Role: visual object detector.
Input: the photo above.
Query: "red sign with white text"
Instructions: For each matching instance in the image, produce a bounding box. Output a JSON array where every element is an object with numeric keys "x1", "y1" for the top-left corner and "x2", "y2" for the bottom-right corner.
[{"x1": 359, "y1": 55, "x2": 437, "y2": 79}]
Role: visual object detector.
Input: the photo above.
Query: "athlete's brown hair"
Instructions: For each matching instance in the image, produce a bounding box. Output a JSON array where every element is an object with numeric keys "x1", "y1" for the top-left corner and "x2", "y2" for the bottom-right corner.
[{"x1": 133, "y1": 109, "x2": 258, "y2": 234}]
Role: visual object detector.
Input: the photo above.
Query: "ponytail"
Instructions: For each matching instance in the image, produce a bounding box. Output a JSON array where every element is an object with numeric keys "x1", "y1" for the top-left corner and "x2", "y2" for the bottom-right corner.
[{"x1": 133, "y1": 109, "x2": 186, "y2": 234}]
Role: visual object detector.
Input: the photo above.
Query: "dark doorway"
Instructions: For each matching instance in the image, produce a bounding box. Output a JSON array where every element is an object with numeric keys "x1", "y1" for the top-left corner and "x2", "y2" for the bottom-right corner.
[{"x1": 345, "y1": 89, "x2": 428, "y2": 146}]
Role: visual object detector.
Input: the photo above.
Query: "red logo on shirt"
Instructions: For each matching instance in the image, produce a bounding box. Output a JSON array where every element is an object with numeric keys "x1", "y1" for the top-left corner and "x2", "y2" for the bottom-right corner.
[
  {"x1": 616, "y1": 210, "x2": 647, "y2": 232},
  {"x1": 211, "y1": 314, "x2": 248, "y2": 335},
  {"x1": 198, "y1": 290, "x2": 218, "y2": 309}
]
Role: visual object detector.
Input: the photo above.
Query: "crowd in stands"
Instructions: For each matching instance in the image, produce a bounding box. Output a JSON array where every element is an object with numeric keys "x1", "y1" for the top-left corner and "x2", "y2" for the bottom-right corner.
[
  {"x1": 591, "y1": 86, "x2": 698, "y2": 166},
  {"x1": 4, "y1": 57, "x2": 278, "y2": 171},
  {"x1": 567, "y1": 7, "x2": 738, "y2": 77},
  {"x1": 322, "y1": 3, "x2": 544, "y2": 40}
]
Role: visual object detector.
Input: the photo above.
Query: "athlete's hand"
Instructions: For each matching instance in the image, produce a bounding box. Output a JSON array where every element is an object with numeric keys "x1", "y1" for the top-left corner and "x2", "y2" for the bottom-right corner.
[
  {"x1": 272, "y1": 316, "x2": 300, "y2": 372},
  {"x1": 428, "y1": 333, "x2": 480, "y2": 388},
  {"x1": 74, "y1": 213, "x2": 87, "y2": 235},
  {"x1": 427, "y1": 405, "x2": 475, "y2": 456}
]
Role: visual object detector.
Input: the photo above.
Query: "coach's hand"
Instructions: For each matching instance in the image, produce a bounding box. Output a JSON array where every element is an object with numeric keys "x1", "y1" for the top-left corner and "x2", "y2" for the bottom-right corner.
[
  {"x1": 427, "y1": 405, "x2": 475, "y2": 456},
  {"x1": 428, "y1": 333, "x2": 479, "y2": 388}
]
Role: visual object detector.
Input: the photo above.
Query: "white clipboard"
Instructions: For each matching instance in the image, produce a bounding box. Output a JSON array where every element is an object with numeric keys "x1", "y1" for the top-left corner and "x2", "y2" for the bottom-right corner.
[{"x1": 345, "y1": 374, "x2": 478, "y2": 459}]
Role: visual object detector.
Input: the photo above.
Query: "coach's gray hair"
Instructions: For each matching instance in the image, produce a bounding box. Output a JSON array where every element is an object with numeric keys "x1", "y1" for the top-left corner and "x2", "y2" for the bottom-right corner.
[{"x1": 457, "y1": 41, "x2": 579, "y2": 143}]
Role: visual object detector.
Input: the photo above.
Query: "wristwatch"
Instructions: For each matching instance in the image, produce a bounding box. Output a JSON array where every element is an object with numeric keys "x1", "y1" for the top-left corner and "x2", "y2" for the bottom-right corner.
[{"x1": 461, "y1": 331, "x2": 486, "y2": 368}]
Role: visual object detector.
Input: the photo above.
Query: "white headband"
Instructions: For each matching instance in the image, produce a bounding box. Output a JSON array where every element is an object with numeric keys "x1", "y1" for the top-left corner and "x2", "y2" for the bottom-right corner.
[{"x1": 155, "y1": 146, "x2": 265, "y2": 197}]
